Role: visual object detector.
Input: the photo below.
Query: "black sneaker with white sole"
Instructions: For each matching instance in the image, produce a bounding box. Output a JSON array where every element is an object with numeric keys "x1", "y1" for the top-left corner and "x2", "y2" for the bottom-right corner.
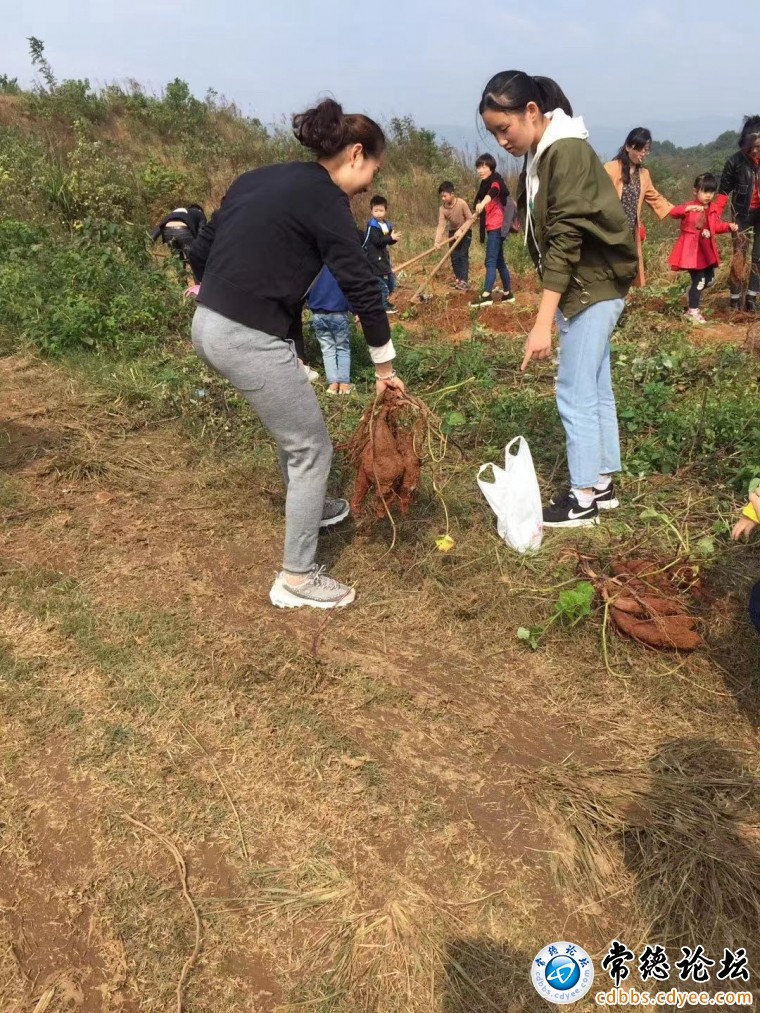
[
  {"x1": 593, "y1": 482, "x2": 619, "y2": 510},
  {"x1": 385, "y1": 303, "x2": 398, "y2": 315},
  {"x1": 469, "y1": 292, "x2": 493, "y2": 308},
  {"x1": 543, "y1": 490, "x2": 599, "y2": 528}
]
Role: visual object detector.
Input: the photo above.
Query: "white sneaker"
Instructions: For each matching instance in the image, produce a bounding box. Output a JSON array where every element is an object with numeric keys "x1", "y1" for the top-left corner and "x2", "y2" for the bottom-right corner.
[
  {"x1": 685, "y1": 309, "x2": 706, "y2": 325},
  {"x1": 269, "y1": 566, "x2": 356, "y2": 609},
  {"x1": 303, "y1": 364, "x2": 319, "y2": 382}
]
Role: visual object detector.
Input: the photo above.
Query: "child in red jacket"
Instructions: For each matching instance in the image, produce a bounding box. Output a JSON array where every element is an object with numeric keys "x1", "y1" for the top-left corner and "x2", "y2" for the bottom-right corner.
[{"x1": 669, "y1": 173, "x2": 738, "y2": 323}]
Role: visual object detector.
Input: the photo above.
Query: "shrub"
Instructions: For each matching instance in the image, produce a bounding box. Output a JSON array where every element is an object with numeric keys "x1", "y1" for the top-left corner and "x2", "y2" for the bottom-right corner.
[
  {"x1": 0, "y1": 218, "x2": 188, "y2": 355},
  {"x1": 0, "y1": 74, "x2": 21, "y2": 95},
  {"x1": 140, "y1": 158, "x2": 191, "y2": 218},
  {"x1": 63, "y1": 122, "x2": 137, "y2": 222}
]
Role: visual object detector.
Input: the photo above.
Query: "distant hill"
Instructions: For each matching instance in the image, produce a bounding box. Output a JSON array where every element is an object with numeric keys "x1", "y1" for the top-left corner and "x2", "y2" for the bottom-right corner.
[{"x1": 646, "y1": 130, "x2": 738, "y2": 185}]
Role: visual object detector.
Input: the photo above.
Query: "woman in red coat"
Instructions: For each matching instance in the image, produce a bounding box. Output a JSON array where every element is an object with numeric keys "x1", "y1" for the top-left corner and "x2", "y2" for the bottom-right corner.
[{"x1": 669, "y1": 172, "x2": 738, "y2": 323}]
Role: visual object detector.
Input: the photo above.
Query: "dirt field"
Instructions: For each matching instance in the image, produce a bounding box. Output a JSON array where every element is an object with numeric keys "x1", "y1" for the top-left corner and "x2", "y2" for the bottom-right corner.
[{"x1": 1, "y1": 284, "x2": 759, "y2": 1010}]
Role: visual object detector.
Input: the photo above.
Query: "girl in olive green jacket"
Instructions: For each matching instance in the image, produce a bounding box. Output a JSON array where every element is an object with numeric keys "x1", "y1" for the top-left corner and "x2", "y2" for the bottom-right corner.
[{"x1": 479, "y1": 71, "x2": 638, "y2": 528}]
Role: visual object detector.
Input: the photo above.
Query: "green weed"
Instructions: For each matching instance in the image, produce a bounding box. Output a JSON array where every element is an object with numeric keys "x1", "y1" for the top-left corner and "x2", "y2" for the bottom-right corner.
[{"x1": 517, "y1": 580, "x2": 595, "y2": 651}]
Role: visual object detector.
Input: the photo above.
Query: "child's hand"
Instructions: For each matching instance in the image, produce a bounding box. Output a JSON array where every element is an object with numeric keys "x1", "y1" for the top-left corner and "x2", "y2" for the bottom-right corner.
[
  {"x1": 475, "y1": 201, "x2": 484, "y2": 215},
  {"x1": 732, "y1": 516, "x2": 758, "y2": 541},
  {"x1": 391, "y1": 230, "x2": 402, "y2": 241},
  {"x1": 729, "y1": 223, "x2": 739, "y2": 232},
  {"x1": 685, "y1": 204, "x2": 703, "y2": 212},
  {"x1": 732, "y1": 491, "x2": 760, "y2": 540},
  {"x1": 701, "y1": 228, "x2": 711, "y2": 239}
]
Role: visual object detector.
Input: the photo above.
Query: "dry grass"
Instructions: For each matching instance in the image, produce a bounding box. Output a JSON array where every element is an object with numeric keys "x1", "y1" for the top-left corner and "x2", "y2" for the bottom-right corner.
[
  {"x1": 518, "y1": 742, "x2": 760, "y2": 958},
  {"x1": 1, "y1": 310, "x2": 759, "y2": 1011}
]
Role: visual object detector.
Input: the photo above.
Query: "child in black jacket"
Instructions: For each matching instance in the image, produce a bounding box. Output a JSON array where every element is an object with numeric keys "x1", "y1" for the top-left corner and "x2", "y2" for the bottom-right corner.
[{"x1": 362, "y1": 195, "x2": 401, "y2": 313}]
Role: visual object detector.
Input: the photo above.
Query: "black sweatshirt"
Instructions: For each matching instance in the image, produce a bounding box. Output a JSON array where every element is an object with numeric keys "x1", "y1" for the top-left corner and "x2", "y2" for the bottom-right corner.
[{"x1": 191, "y1": 162, "x2": 391, "y2": 349}]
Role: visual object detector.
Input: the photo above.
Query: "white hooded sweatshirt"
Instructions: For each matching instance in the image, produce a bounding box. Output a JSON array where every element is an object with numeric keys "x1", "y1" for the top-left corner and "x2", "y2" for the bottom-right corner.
[{"x1": 523, "y1": 108, "x2": 589, "y2": 264}]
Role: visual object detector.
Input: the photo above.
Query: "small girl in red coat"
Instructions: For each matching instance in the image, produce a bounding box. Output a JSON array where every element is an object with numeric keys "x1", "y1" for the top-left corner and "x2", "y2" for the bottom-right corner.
[{"x1": 668, "y1": 172, "x2": 738, "y2": 323}]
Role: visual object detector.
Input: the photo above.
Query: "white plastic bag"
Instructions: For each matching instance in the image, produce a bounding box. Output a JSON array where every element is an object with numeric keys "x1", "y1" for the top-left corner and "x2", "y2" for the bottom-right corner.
[{"x1": 477, "y1": 436, "x2": 543, "y2": 553}]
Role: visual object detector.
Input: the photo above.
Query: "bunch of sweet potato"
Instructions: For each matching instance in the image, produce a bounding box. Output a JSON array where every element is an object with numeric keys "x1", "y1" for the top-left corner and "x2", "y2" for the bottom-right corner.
[
  {"x1": 605, "y1": 558, "x2": 704, "y2": 651},
  {"x1": 341, "y1": 388, "x2": 426, "y2": 519}
]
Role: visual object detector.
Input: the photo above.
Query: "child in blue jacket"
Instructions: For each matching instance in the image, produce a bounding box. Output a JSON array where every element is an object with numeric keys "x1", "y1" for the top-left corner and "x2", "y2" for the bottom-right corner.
[{"x1": 307, "y1": 267, "x2": 353, "y2": 393}]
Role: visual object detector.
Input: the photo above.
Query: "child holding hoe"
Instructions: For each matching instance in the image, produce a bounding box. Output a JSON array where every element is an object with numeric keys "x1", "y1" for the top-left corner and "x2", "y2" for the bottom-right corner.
[
  {"x1": 470, "y1": 153, "x2": 515, "y2": 308},
  {"x1": 434, "y1": 181, "x2": 474, "y2": 290}
]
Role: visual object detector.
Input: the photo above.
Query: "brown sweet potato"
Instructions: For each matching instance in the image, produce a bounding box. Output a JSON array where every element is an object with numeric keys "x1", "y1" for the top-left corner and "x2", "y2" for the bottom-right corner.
[
  {"x1": 395, "y1": 428, "x2": 421, "y2": 515},
  {"x1": 594, "y1": 555, "x2": 707, "y2": 652},
  {"x1": 610, "y1": 594, "x2": 685, "y2": 618},
  {"x1": 350, "y1": 407, "x2": 405, "y2": 518},
  {"x1": 346, "y1": 384, "x2": 433, "y2": 518},
  {"x1": 341, "y1": 388, "x2": 438, "y2": 522},
  {"x1": 610, "y1": 607, "x2": 703, "y2": 651},
  {"x1": 730, "y1": 248, "x2": 749, "y2": 287},
  {"x1": 611, "y1": 559, "x2": 673, "y2": 596}
]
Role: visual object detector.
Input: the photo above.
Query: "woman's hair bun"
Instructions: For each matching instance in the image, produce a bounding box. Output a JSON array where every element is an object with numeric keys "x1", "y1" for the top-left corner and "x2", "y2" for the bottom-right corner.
[{"x1": 292, "y1": 99, "x2": 346, "y2": 158}]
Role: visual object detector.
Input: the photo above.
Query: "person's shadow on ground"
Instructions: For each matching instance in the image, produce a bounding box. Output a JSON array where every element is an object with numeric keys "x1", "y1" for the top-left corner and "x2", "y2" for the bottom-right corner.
[
  {"x1": 619, "y1": 738, "x2": 760, "y2": 963},
  {"x1": 706, "y1": 551, "x2": 760, "y2": 726},
  {"x1": 710, "y1": 611, "x2": 760, "y2": 726},
  {"x1": 441, "y1": 937, "x2": 544, "y2": 1013}
]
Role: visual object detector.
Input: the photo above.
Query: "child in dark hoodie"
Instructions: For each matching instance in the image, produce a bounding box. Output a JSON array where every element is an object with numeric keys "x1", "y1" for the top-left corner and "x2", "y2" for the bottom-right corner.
[{"x1": 362, "y1": 195, "x2": 401, "y2": 313}]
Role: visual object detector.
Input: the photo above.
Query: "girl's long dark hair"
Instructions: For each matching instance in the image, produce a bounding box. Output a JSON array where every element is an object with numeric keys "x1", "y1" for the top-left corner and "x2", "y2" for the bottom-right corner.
[
  {"x1": 292, "y1": 98, "x2": 385, "y2": 160},
  {"x1": 616, "y1": 127, "x2": 652, "y2": 185},
  {"x1": 479, "y1": 71, "x2": 573, "y2": 119}
]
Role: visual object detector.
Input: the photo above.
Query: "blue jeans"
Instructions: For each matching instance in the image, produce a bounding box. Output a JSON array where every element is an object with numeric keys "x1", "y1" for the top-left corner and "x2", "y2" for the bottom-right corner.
[
  {"x1": 555, "y1": 298, "x2": 626, "y2": 489},
  {"x1": 377, "y1": 272, "x2": 397, "y2": 307},
  {"x1": 484, "y1": 229, "x2": 511, "y2": 293},
  {"x1": 312, "y1": 312, "x2": 351, "y2": 384}
]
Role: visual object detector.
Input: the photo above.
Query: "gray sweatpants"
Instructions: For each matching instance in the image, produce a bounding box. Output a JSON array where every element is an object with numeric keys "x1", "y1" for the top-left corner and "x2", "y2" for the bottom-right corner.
[{"x1": 191, "y1": 305, "x2": 332, "y2": 574}]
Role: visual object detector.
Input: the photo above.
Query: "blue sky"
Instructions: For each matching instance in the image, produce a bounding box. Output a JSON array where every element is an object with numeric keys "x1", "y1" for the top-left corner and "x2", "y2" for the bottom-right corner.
[{"x1": 3, "y1": 0, "x2": 756, "y2": 142}]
